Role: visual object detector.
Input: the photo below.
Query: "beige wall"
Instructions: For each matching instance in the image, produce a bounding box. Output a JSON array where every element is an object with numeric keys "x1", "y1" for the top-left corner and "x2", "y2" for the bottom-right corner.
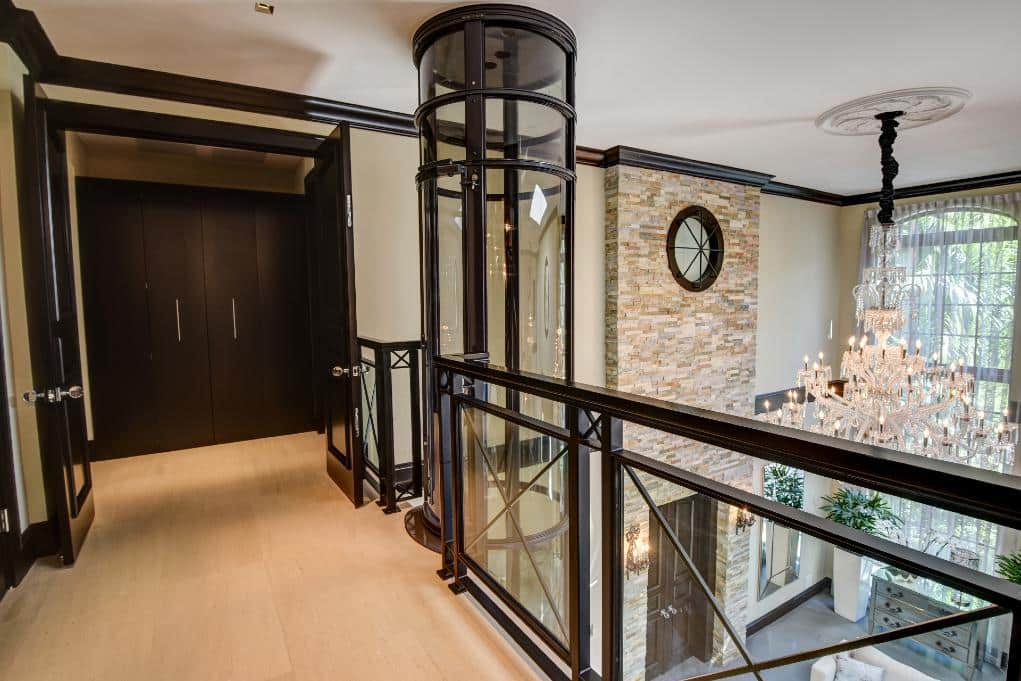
[
  {"x1": 349, "y1": 128, "x2": 421, "y2": 464},
  {"x1": 574, "y1": 164, "x2": 606, "y2": 386},
  {"x1": 756, "y1": 194, "x2": 843, "y2": 395}
]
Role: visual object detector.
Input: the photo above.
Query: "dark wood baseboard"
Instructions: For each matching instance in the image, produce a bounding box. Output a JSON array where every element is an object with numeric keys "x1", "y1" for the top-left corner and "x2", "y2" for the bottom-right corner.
[
  {"x1": 746, "y1": 577, "x2": 832, "y2": 636},
  {"x1": 12, "y1": 520, "x2": 57, "y2": 585}
]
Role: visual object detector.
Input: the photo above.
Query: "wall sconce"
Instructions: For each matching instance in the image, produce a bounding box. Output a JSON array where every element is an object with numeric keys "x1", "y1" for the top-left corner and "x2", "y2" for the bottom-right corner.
[
  {"x1": 734, "y1": 507, "x2": 755, "y2": 535},
  {"x1": 625, "y1": 525, "x2": 649, "y2": 579}
]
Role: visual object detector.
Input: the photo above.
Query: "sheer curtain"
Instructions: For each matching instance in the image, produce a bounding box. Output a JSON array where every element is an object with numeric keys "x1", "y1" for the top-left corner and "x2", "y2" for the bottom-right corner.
[{"x1": 861, "y1": 191, "x2": 1020, "y2": 581}]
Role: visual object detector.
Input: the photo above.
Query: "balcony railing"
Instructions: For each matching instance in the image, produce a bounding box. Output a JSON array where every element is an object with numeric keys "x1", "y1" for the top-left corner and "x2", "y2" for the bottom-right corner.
[
  {"x1": 358, "y1": 337, "x2": 424, "y2": 514},
  {"x1": 433, "y1": 353, "x2": 1021, "y2": 681}
]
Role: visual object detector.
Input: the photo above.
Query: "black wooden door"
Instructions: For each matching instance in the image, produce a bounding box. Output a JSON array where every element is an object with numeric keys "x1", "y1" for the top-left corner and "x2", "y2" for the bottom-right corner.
[
  {"x1": 78, "y1": 180, "x2": 155, "y2": 459},
  {"x1": 201, "y1": 193, "x2": 264, "y2": 443},
  {"x1": 645, "y1": 495, "x2": 716, "y2": 679},
  {"x1": 256, "y1": 195, "x2": 314, "y2": 435},
  {"x1": 308, "y1": 125, "x2": 363, "y2": 507},
  {"x1": 142, "y1": 187, "x2": 215, "y2": 452},
  {"x1": 19, "y1": 83, "x2": 94, "y2": 564}
]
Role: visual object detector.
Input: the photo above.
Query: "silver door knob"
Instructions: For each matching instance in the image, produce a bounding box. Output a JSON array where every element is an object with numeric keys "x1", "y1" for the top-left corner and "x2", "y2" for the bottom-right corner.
[
  {"x1": 659, "y1": 608, "x2": 672, "y2": 620},
  {"x1": 60, "y1": 385, "x2": 84, "y2": 400},
  {"x1": 331, "y1": 366, "x2": 348, "y2": 377}
]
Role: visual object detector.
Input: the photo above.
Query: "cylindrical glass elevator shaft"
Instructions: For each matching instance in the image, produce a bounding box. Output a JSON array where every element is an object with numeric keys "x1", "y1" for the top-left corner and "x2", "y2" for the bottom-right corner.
[{"x1": 414, "y1": 5, "x2": 577, "y2": 541}]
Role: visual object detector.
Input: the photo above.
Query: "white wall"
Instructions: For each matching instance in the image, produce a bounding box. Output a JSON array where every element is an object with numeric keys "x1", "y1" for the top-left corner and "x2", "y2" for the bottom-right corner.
[
  {"x1": 756, "y1": 194, "x2": 843, "y2": 396},
  {"x1": 745, "y1": 469, "x2": 833, "y2": 621}
]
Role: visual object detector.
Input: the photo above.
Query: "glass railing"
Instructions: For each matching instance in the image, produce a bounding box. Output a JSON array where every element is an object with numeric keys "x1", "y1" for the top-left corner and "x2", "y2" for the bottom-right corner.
[
  {"x1": 357, "y1": 337, "x2": 424, "y2": 514},
  {"x1": 432, "y1": 353, "x2": 1021, "y2": 681}
]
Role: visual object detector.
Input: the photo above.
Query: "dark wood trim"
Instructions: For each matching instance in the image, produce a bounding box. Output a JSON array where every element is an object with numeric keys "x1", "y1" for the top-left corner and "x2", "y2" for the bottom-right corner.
[
  {"x1": 45, "y1": 100, "x2": 324, "y2": 156},
  {"x1": 746, "y1": 577, "x2": 832, "y2": 636},
  {"x1": 842, "y1": 169, "x2": 1021, "y2": 206},
  {"x1": 12, "y1": 520, "x2": 57, "y2": 585},
  {"x1": 44, "y1": 57, "x2": 418, "y2": 137},
  {"x1": 761, "y1": 181, "x2": 844, "y2": 206},
  {"x1": 436, "y1": 354, "x2": 1021, "y2": 533},
  {"x1": 462, "y1": 576, "x2": 570, "y2": 681},
  {"x1": 576, "y1": 146, "x2": 605, "y2": 168},
  {"x1": 603, "y1": 146, "x2": 775, "y2": 188},
  {"x1": 0, "y1": 0, "x2": 58, "y2": 77}
]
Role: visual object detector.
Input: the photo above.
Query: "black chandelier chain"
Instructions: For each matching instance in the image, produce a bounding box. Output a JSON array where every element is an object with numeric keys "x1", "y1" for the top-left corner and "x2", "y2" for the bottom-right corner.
[{"x1": 876, "y1": 110, "x2": 903, "y2": 225}]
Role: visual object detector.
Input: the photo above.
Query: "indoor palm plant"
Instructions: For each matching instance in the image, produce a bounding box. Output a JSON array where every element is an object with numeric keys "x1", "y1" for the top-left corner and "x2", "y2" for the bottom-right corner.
[
  {"x1": 995, "y1": 552, "x2": 1021, "y2": 585},
  {"x1": 763, "y1": 464, "x2": 804, "y2": 509},
  {"x1": 821, "y1": 487, "x2": 903, "y2": 622}
]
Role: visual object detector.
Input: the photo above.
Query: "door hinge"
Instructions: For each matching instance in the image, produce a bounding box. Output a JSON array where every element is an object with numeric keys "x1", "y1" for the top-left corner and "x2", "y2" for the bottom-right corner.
[
  {"x1": 0, "y1": 508, "x2": 10, "y2": 534},
  {"x1": 345, "y1": 194, "x2": 353, "y2": 228},
  {"x1": 353, "y1": 407, "x2": 360, "y2": 438}
]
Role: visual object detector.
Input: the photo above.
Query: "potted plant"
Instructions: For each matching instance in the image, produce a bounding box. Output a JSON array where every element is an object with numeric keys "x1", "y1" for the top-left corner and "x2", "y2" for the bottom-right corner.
[
  {"x1": 764, "y1": 464, "x2": 804, "y2": 509},
  {"x1": 820, "y1": 487, "x2": 902, "y2": 622},
  {"x1": 995, "y1": 552, "x2": 1021, "y2": 585}
]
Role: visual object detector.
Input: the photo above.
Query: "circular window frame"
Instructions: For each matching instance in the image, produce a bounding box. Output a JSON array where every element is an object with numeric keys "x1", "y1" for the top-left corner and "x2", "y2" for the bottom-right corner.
[{"x1": 666, "y1": 206, "x2": 725, "y2": 292}]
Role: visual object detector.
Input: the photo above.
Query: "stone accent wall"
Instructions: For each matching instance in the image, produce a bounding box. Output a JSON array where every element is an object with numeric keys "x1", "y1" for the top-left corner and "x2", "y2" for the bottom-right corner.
[{"x1": 605, "y1": 165, "x2": 759, "y2": 681}]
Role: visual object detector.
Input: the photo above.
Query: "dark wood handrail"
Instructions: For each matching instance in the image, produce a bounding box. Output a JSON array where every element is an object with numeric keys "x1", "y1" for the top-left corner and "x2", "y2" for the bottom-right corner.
[{"x1": 434, "y1": 354, "x2": 1021, "y2": 532}]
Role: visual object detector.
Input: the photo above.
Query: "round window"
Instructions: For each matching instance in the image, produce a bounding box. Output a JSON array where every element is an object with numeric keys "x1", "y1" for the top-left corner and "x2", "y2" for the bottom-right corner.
[{"x1": 666, "y1": 206, "x2": 724, "y2": 292}]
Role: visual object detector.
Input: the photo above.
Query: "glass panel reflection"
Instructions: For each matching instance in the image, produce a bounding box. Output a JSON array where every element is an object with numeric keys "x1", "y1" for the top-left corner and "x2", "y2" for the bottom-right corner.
[
  {"x1": 619, "y1": 465, "x2": 1010, "y2": 681},
  {"x1": 484, "y1": 25, "x2": 566, "y2": 98},
  {"x1": 461, "y1": 406, "x2": 570, "y2": 644},
  {"x1": 484, "y1": 168, "x2": 567, "y2": 378},
  {"x1": 485, "y1": 99, "x2": 568, "y2": 166},
  {"x1": 419, "y1": 30, "x2": 465, "y2": 101},
  {"x1": 434, "y1": 174, "x2": 464, "y2": 354},
  {"x1": 420, "y1": 102, "x2": 466, "y2": 165}
]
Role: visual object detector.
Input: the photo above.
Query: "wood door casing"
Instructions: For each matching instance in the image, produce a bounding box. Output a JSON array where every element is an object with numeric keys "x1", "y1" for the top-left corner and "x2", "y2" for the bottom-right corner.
[{"x1": 645, "y1": 494, "x2": 717, "y2": 680}]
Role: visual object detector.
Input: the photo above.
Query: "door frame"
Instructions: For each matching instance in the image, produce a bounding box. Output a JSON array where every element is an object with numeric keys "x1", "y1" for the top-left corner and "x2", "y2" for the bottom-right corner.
[{"x1": 16, "y1": 84, "x2": 354, "y2": 563}]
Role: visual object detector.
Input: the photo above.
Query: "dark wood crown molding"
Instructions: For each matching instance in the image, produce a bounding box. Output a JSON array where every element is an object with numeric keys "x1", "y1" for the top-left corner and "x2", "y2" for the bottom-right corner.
[
  {"x1": 841, "y1": 169, "x2": 1021, "y2": 206},
  {"x1": 603, "y1": 145, "x2": 776, "y2": 188},
  {"x1": 4, "y1": 0, "x2": 1020, "y2": 206},
  {"x1": 760, "y1": 181, "x2": 844, "y2": 206}
]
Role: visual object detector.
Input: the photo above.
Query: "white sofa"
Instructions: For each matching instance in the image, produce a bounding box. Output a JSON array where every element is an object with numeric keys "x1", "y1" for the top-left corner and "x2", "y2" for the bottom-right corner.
[{"x1": 810, "y1": 646, "x2": 939, "y2": 681}]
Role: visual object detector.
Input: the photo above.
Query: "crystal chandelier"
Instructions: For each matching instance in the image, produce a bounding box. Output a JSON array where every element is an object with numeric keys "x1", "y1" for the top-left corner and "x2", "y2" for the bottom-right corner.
[{"x1": 766, "y1": 111, "x2": 1019, "y2": 469}]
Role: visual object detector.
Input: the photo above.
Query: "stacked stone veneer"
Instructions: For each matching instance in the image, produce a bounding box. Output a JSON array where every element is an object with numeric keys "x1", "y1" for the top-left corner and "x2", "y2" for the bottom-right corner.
[{"x1": 605, "y1": 164, "x2": 759, "y2": 681}]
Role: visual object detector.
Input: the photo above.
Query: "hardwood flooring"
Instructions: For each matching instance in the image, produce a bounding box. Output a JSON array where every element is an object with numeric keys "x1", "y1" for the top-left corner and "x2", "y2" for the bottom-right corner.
[{"x1": 0, "y1": 432, "x2": 544, "y2": 680}]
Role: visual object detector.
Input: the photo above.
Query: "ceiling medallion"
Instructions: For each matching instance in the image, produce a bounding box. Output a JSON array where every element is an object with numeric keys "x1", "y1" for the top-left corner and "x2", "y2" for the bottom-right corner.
[{"x1": 815, "y1": 87, "x2": 971, "y2": 136}]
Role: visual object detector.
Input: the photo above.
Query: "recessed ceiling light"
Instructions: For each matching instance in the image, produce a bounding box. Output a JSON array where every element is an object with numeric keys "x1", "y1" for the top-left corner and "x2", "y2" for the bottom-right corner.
[{"x1": 255, "y1": 2, "x2": 274, "y2": 15}]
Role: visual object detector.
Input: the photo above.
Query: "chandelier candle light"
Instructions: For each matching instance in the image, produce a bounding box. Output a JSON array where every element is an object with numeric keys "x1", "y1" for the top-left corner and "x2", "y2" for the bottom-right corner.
[{"x1": 769, "y1": 109, "x2": 1018, "y2": 467}]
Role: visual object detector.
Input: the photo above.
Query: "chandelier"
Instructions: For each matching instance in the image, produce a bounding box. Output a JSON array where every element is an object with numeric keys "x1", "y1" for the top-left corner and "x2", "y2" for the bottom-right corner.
[{"x1": 765, "y1": 110, "x2": 1019, "y2": 469}]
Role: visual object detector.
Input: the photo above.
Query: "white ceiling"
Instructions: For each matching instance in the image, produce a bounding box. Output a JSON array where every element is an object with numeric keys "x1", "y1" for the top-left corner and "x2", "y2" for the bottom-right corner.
[{"x1": 21, "y1": 0, "x2": 1021, "y2": 194}]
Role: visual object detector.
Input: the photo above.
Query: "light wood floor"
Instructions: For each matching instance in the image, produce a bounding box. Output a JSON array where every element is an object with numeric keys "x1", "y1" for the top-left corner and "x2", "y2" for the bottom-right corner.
[{"x1": 0, "y1": 432, "x2": 544, "y2": 681}]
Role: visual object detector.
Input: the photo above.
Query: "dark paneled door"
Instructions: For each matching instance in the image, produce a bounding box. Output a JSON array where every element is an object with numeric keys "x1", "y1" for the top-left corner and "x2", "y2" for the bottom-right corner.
[
  {"x1": 19, "y1": 83, "x2": 93, "y2": 564},
  {"x1": 78, "y1": 180, "x2": 154, "y2": 458},
  {"x1": 256, "y1": 196, "x2": 313, "y2": 435},
  {"x1": 308, "y1": 125, "x2": 363, "y2": 507},
  {"x1": 142, "y1": 188, "x2": 215, "y2": 452},
  {"x1": 201, "y1": 193, "x2": 264, "y2": 443},
  {"x1": 645, "y1": 495, "x2": 716, "y2": 679}
]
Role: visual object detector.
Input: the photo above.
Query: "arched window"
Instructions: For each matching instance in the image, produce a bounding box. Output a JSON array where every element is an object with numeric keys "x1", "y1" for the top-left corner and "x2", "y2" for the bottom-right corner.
[
  {"x1": 876, "y1": 201, "x2": 1019, "y2": 574},
  {"x1": 895, "y1": 206, "x2": 1019, "y2": 419}
]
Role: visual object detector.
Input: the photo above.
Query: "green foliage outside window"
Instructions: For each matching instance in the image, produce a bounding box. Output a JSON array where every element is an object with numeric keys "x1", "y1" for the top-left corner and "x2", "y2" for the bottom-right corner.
[{"x1": 821, "y1": 487, "x2": 902, "y2": 538}]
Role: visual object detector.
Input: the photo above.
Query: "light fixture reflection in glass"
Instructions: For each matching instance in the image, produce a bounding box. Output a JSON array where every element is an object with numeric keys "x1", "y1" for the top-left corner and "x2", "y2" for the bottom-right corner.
[{"x1": 529, "y1": 183, "x2": 547, "y2": 225}]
